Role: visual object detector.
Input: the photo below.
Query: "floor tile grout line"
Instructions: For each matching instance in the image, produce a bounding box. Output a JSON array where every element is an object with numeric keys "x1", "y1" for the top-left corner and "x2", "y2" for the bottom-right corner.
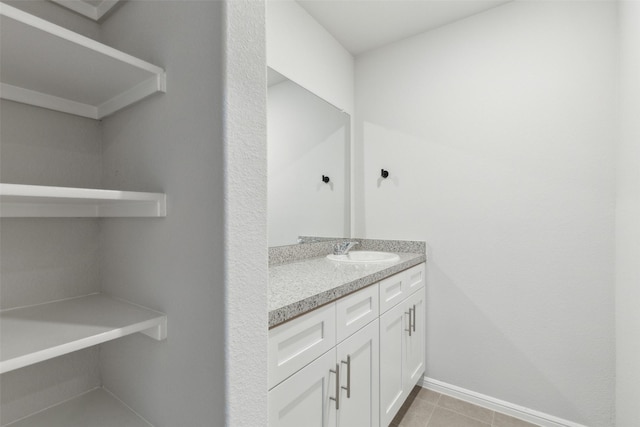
[
  {"x1": 433, "y1": 392, "x2": 496, "y2": 425},
  {"x1": 424, "y1": 403, "x2": 436, "y2": 427},
  {"x1": 428, "y1": 388, "x2": 540, "y2": 427},
  {"x1": 433, "y1": 403, "x2": 494, "y2": 425},
  {"x1": 409, "y1": 387, "x2": 539, "y2": 427},
  {"x1": 428, "y1": 405, "x2": 494, "y2": 427}
]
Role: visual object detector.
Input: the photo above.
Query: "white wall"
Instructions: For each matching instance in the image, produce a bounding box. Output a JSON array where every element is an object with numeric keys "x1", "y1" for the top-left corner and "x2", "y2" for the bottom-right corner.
[
  {"x1": 266, "y1": 0, "x2": 354, "y2": 114},
  {"x1": 355, "y1": 2, "x2": 617, "y2": 425},
  {"x1": 98, "y1": 2, "x2": 228, "y2": 426},
  {"x1": 616, "y1": 2, "x2": 640, "y2": 425},
  {"x1": 268, "y1": 79, "x2": 349, "y2": 246}
]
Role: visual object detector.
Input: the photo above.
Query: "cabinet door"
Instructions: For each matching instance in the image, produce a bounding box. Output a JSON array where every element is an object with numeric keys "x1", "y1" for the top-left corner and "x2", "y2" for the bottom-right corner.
[
  {"x1": 269, "y1": 349, "x2": 338, "y2": 427},
  {"x1": 336, "y1": 319, "x2": 379, "y2": 427},
  {"x1": 379, "y1": 302, "x2": 409, "y2": 427},
  {"x1": 404, "y1": 290, "x2": 425, "y2": 391}
]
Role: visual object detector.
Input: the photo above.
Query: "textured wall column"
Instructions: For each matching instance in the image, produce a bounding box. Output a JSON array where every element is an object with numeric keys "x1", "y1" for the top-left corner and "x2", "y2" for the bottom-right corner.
[{"x1": 223, "y1": 1, "x2": 268, "y2": 426}]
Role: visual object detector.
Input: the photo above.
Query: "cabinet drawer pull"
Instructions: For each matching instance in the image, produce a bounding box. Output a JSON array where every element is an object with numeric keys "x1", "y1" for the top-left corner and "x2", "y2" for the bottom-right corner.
[
  {"x1": 405, "y1": 308, "x2": 413, "y2": 336},
  {"x1": 341, "y1": 355, "x2": 351, "y2": 398},
  {"x1": 330, "y1": 363, "x2": 340, "y2": 410},
  {"x1": 412, "y1": 304, "x2": 416, "y2": 332}
]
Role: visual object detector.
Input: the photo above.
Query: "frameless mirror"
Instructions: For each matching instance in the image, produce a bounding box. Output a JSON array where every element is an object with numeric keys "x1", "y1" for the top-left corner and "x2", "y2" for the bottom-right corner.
[{"x1": 268, "y1": 68, "x2": 350, "y2": 247}]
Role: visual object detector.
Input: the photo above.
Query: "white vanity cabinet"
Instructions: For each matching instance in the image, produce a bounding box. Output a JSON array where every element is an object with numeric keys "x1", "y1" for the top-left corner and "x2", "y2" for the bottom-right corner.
[
  {"x1": 268, "y1": 319, "x2": 380, "y2": 427},
  {"x1": 380, "y1": 263, "x2": 426, "y2": 427},
  {"x1": 269, "y1": 283, "x2": 380, "y2": 427},
  {"x1": 269, "y1": 261, "x2": 426, "y2": 427}
]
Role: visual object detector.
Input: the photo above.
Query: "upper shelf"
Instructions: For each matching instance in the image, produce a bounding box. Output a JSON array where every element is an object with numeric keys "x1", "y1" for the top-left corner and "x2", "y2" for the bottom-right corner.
[
  {"x1": 50, "y1": 0, "x2": 120, "y2": 21},
  {"x1": 0, "y1": 2, "x2": 166, "y2": 119},
  {"x1": 0, "y1": 183, "x2": 167, "y2": 217},
  {"x1": 0, "y1": 293, "x2": 167, "y2": 374}
]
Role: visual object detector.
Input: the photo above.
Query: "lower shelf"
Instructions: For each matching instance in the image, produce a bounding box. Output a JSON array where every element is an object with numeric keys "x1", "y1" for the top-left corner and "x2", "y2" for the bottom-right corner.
[
  {"x1": 7, "y1": 388, "x2": 152, "y2": 427},
  {"x1": 0, "y1": 293, "x2": 167, "y2": 374}
]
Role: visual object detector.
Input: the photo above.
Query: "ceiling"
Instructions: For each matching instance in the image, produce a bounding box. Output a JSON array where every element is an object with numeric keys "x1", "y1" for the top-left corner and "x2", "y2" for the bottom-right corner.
[{"x1": 297, "y1": 0, "x2": 513, "y2": 55}]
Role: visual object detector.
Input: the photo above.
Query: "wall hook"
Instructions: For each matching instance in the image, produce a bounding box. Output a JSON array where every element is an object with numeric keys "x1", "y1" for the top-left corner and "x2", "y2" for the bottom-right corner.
[
  {"x1": 322, "y1": 175, "x2": 330, "y2": 183},
  {"x1": 381, "y1": 169, "x2": 389, "y2": 179}
]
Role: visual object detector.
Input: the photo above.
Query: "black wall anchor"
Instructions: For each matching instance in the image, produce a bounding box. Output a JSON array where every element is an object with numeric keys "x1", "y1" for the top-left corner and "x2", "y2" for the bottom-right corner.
[
  {"x1": 322, "y1": 175, "x2": 330, "y2": 183},
  {"x1": 381, "y1": 169, "x2": 389, "y2": 179}
]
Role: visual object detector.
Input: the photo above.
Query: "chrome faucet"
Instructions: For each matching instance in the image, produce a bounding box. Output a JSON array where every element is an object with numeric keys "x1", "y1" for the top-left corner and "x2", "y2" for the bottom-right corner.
[{"x1": 333, "y1": 241, "x2": 359, "y2": 255}]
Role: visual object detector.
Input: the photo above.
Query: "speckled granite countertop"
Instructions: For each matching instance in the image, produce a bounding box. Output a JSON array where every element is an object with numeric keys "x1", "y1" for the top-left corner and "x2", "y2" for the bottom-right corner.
[{"x1": 269, "y1": 252, "x2": 426, "y2": 328}]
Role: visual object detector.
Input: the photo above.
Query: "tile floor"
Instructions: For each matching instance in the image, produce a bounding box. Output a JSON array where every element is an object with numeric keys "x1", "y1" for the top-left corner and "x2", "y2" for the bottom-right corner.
[{"x1": 390, "y1": 387, "x2": 540, "y2": 427}]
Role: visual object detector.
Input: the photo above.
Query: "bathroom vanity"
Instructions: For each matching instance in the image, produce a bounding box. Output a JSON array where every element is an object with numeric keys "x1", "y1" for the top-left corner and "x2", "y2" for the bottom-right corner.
[{"x1": 268, "y1": 239, "x2": 427, "y2": 427}]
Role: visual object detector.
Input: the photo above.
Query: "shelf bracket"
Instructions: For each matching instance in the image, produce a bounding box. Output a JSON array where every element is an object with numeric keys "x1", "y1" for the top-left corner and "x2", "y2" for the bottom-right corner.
[{"x1": 141, "y1": 316, "x2": 167, "y2": 341}]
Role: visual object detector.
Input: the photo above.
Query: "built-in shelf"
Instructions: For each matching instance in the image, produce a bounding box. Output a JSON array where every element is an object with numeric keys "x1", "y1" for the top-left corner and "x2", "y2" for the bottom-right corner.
[
  {"x1": 0, "y1": 183, "x2": 167, "y2": 217},
  {"x1": 0, "y1": 293, "x2": 167, "y2": 374},
  {"x1": 6, "y1": 388, "x2": 152, "y2": 427},
  {"x1": 0, "y1": 2, "x2": 166, "y2": 119},
  {"x1": 49, "y1": 0, "x2": 120, "y2": 21}
]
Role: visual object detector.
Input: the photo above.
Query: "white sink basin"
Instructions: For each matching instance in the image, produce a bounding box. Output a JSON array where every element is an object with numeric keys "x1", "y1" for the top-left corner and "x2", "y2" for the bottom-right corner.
[{"x1": 326, "y1": 251, "x2": 400, "y2": 263}]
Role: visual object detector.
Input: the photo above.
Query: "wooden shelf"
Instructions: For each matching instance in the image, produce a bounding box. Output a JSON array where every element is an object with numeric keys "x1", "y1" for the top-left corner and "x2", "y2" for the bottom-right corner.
[
  {"x1": 0, "y1": 293, "x2": 167, "y2": 374},
  {"x1": 49, "y1": 0, "x2": 120, "y2": 21},
  {"x1": 0, "y1": 2, "x2": 166, "y2": 119},
  {"x1": 7, "y1": 388, "x2": 152, "y2": 427},
  {"x1": 0, "y1": 183, "x2": 167, "y2": 217}
]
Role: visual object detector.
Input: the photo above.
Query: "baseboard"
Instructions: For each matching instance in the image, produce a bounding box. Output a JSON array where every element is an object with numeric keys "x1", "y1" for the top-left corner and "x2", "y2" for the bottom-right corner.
[{"x1": 420, "y1": 377, "x2": 588, "y2": 427}]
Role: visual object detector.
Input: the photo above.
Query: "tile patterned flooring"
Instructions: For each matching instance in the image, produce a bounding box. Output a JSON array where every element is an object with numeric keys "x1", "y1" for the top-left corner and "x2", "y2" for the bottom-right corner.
[{"x1": 390, "y1": 387, "x2": 540, "y2": 427}]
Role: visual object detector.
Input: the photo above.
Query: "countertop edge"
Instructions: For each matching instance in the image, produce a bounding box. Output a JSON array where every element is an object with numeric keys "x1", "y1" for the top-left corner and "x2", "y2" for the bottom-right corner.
[{"x1": 268, "y1": 254, "x2": 426, "y2": 328}]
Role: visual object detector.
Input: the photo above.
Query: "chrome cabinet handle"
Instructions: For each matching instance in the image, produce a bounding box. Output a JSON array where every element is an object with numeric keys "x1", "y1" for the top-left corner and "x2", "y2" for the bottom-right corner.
[
  {"x1": 330, "y1": 363, "x2": 340, "y2": 410},
  {"x1": 412, "y1": 304, "x2": 416, "y2": 332},
  {"x1": 405, "y1": 308, "x2": 413, "y2": 336},
  {"x1": 341, "y1": 355, "x2": 351, "y2": 398}
]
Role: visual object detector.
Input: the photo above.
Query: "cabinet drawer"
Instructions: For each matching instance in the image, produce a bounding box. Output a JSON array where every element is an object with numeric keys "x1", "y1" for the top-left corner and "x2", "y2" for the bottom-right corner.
[
  {"x1": 336, "y1": 284, "x2": 379, "y2": 343},
  {"x1": 269, "y1": 303, "x2": 336, "y2": 389},
  {"x1": 379, "y1": 272, "x2": 405, "y2": 314},
  {"x1": 405, "y1": 263, "x2": 425, "y2": 295}
]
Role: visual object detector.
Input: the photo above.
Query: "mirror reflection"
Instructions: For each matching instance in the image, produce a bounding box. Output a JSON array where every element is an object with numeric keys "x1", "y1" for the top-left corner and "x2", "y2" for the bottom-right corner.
[{"x1": 268, "y1": 68, "x2": 350, "y2": 247}]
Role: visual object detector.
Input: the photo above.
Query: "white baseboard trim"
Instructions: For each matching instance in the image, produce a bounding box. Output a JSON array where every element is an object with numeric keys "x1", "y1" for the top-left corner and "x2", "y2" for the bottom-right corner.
[{"x1": 420, "y1": 377, "x2": 588, "y2": 427}]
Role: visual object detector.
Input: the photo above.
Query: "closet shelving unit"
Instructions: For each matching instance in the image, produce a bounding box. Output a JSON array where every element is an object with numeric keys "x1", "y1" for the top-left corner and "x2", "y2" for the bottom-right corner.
[
  {"x1": 0, "y1": 2, "x2": 166, "y2": 425},
  {"x1": 0, "y1": 2, "x2": 165, "y2": 119}
]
